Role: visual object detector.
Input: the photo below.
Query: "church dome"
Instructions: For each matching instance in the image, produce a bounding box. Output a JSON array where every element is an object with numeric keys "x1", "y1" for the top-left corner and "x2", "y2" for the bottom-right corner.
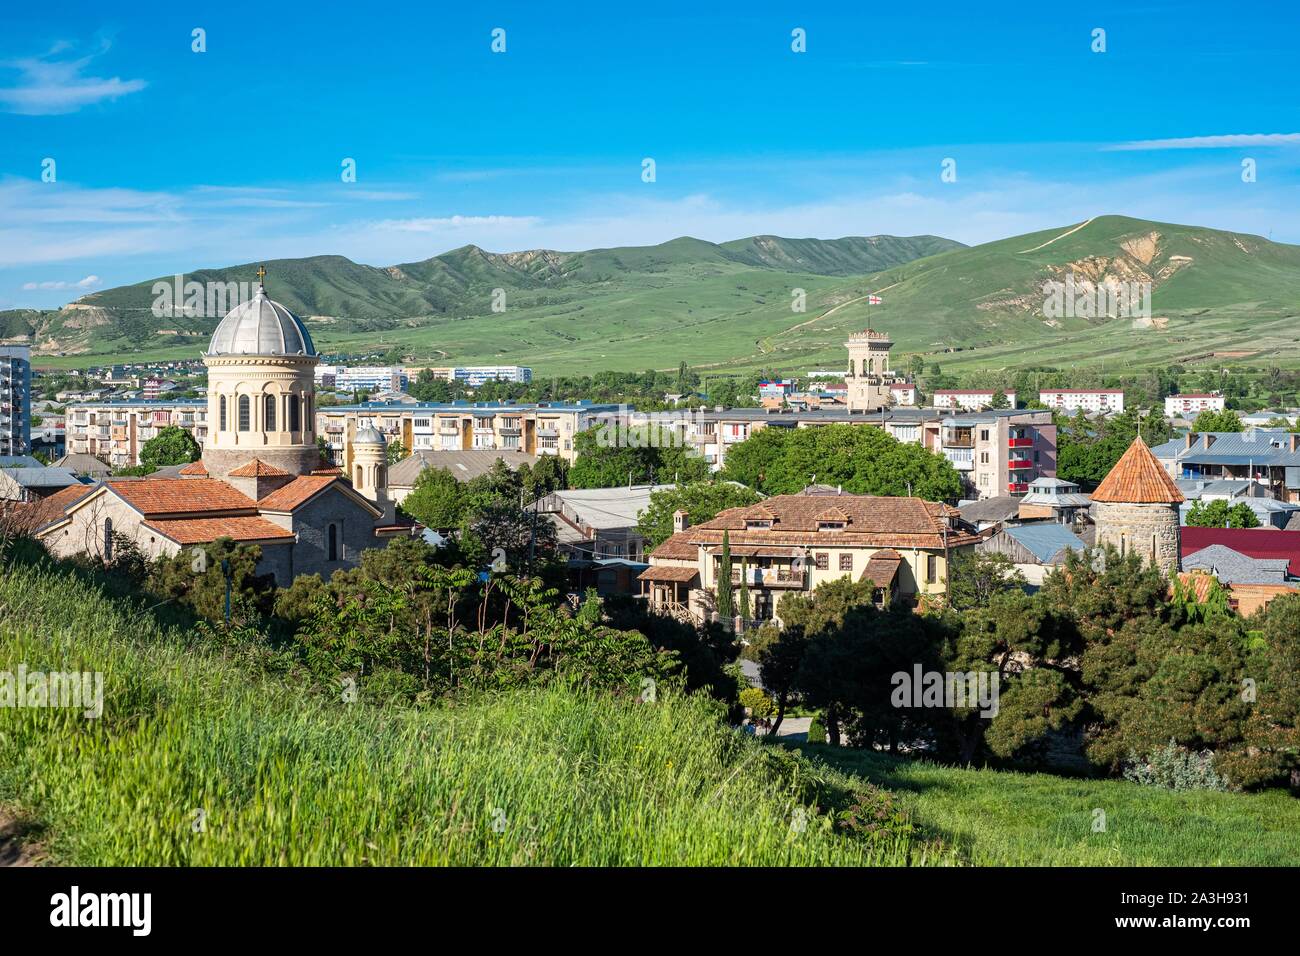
[
  {"x1": 207, "y1": 279, "x2": 316, "y2": 357},
  {"x1": 354, "y1": 426, "x2": 386, "y2": 446}
]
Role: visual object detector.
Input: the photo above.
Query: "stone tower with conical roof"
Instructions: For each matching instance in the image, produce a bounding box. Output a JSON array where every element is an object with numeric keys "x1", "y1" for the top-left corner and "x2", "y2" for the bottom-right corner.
[
  {"x1": 201, "y1": 269, "x2": 321, "y2": 479},
  {"x1": 1090, "y1": 435, "x2": 1184, "y2": 574}
]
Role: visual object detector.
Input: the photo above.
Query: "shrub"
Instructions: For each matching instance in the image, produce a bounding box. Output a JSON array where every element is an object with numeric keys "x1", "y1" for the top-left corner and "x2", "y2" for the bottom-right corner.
[
  {"x1": 807, "y1": 715, "x2": 826, "y2": 744},
  {"x1": 1122, "y1": 739, "x2": 1231, "y2": 792},
  {"x1": 739, "y1": 687, "x2": 775, "y2": 718}
]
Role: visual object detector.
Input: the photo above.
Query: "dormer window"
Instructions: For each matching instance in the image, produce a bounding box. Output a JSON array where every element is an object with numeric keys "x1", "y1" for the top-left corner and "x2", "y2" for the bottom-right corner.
[
  {"x1": 745, "y1": 519, "x2": 772, "y2": 530},
  {"x1": 818, "y1": 521, "x2": 846, "y2": 532}
]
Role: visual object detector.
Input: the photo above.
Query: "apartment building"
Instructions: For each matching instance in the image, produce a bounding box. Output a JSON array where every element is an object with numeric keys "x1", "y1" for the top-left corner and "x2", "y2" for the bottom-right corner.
[
  {"x1": 315, "y1": 365, "x2": 409, "y2": 393},
  {"x1": 317, "y1": 400, "x2": 620, "y2": 475},
  {"x1": 410, "y1": 365, "x2": 533, "y2": 386},
  {"x1": 934, "y1": 409, "x2": 1057, "y2": 498},
  {"x1": 1152, "y1": 430, "x2": 1300, "y2": 504},
  {"x1": 1039, "y1": 388, "x2": 1124, "y2": 416},
  {"x1": 0, "y1": 345, "x2": 31, "y2": 457},
  {"x1": 933, "y1": 389, "x2": 1018, "y2": 410},
  {"x1": 680, "y1": 405, "x2": 1055, "y2": 499},
  {"x1": 1165, "y1": 392, "x2": 1225, "y2": 417},
  {"x1": 890, "y1": 382, "x2": 918, "y2": 405},
  {"x1": 65, "y1": 399, "x2": 208, "y2": 467}
]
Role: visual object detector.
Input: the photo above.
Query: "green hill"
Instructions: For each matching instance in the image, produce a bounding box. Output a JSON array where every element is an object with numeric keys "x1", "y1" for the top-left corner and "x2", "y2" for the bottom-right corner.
[{"x1": 13, "y1": 215, "x2": 1300, "y2": 374}]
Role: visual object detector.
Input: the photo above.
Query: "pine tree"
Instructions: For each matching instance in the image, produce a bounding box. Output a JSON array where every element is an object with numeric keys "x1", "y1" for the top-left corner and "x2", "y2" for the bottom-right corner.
[{"x1": 716, "y1": 530, "x2": 734, "y2": 620}]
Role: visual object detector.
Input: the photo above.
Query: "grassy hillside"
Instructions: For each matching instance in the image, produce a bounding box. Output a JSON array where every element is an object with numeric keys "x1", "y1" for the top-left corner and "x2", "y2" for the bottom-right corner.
[
  {"x1": 19, "y1": 215, "x2": 1300, "y2": 376},
  {"x1": 8, "y1": 233, "x2": 957, "y2": 366},
  {"x1": 805, "y1": 746, "x2": 1300, "y2": 867},
  {"x1": 0, "y1": 550, "x2": 930, "y2": 866}
]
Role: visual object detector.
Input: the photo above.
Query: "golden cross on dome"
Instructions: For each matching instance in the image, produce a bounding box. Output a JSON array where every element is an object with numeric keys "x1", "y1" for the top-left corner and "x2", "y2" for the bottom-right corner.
[{"x1": 255, "y1": 265, "x2": 267, "y2": 285}]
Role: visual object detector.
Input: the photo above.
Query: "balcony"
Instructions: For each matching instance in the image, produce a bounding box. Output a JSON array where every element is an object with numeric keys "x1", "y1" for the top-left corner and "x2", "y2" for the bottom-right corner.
[
  {"x1": 943, "y1": 448, "x2": 974, "y2": 471},
  {"x1": 1008, "y1": 437, "x2": 1033, "y2": 448},
  {"x1": 1007, "y1": 481, "x2": 1029, "y2": 494},
  {"x1": 1008, "y1": 458, "x2": 1033, "y2": 470},
  {"x1": 729, "y1": 567, "x2": 805, "y2": 588},
  {"x1": 537, "y1": 427, "x2": 559, "y2": 438},
  {"x1": 942, "y1": 431, "x2": 974, "y2": 448}
]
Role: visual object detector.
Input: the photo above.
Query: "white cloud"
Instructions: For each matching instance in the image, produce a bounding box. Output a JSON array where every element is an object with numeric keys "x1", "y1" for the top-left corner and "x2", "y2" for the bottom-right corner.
[
  {"x1": 21, "y1": 274, "x2": 100, "y2": 291},
  {"x1": 0, "y1": 40, "x2": 146, "y2": 115},
  {"x1": 370, "y1": 215, "x2": 542, "y2": 233},
  {"x1": 1105, "y1": 133, "x2": 1300, "y2": 151}
]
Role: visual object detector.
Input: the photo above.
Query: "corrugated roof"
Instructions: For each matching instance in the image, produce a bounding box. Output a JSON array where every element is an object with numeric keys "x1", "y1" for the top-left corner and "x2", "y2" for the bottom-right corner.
[
  {"x1": 1002, "y1": 523, "x2": 1087, "y2": 563},
  {"x1": 1181, "y1": 544, "x2": 1291, "y2": 585},
  {"x1": 0, "y1": 466, "x2": 79, "y2": 488},
  {"x1": 388, "y1": 449, "x2": 538, "y2": 486},
  {"x1": 1091, "y1": 437, "x2": 1184, "y2": 504},
  {"x1": 1180, "y1": 527, "x2": 1300, "y2": 577}
]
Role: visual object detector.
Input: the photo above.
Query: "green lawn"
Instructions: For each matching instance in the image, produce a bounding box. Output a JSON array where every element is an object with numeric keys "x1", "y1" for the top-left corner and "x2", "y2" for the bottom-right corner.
[{"x1": 800, "y1": 745, "x2": 1300, "y2": 866}]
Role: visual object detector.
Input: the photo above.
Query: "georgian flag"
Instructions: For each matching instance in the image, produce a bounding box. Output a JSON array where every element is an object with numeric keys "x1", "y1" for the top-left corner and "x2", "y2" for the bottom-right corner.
[{"x1": 868, "y1": 294, "x2": 883, "y2": 304}]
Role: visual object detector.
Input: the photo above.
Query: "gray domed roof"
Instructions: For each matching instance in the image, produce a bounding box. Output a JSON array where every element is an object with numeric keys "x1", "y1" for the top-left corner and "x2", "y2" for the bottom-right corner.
[
  {"x1": 207, "y1": 283, "x2": 316, "y2": 357},
  {"x1": 354, "y1": 426, "x2": 386, "y2": 445}
]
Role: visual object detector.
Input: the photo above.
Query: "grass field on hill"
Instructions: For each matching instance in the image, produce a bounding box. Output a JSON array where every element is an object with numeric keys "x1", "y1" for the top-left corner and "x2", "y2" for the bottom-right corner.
[
  {"x1": 2, "y1": 547, "x2": 1296, "y2": 866},
  {"x1": 802, "y1": 746, "x2": 1300, "y2": 866},
  {"x1": 0, "y1": 551, "x2": 925, "y2": 866}
]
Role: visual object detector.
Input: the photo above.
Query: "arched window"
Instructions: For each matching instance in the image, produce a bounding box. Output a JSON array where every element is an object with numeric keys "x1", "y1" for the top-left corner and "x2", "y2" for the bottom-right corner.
[
  {"x1": 289, "y1": 393, "x2": 300, "y2": 432},
  {"x1": 376, "y1": 464, "x2": 386, "y2": 490},
  {"x1": 327, "y1": 523, "x2": 338, "y2": 561},
  {"x1": 219, "y1": 396, "x2": 227, "y2": 432},
  {"x1": 355, "y1": 465, "x2": 363, "y2": 486},
  {"x1": 103, "y1": 518, "x2": 113, "y2": 561},
  {"x1": 264, "y1": 394, "x2": 276, "y2": 432},
  {"x1": 304, "y1": 395, "x2": 312, "y2": 432},
  {"x1": 238, "y1": 395, "x2": 250, "y2": 431}
]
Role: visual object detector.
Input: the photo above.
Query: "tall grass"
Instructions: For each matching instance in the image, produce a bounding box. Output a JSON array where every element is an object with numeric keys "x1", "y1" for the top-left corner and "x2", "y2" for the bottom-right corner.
[{"x1": 0, "y1": 554, "x2": 938, "y2": 866}]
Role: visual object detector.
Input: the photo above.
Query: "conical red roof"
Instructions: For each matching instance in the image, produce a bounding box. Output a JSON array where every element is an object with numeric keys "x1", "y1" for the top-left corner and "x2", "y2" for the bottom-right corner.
[{"x1": 1091, "y1": 436, "x2": 1184, "y2": 504}]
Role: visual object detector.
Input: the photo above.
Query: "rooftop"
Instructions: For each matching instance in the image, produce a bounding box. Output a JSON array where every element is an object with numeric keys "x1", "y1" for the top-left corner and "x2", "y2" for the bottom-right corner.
[{"x1": 1091, "y1": 437, "x2": 1184, "y2": 504}]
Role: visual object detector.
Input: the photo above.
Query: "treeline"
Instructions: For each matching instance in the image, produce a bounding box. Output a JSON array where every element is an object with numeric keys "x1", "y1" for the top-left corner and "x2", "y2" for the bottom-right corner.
[{"x1": 751, "y1": 550, "x2": 1300, "y2": 792}]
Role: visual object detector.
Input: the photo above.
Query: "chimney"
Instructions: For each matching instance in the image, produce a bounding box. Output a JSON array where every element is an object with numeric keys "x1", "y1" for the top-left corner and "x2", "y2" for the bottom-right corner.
[
  {"x1": 673, "y1": 509, "x2": 689, "y2": 533},
  {"x1": 1202, "y1": 433, "x2": 1215, "y2": 449},
  {"x1": 1185, "y1": 432, "x2": 1196, "y2": 450},
  {"x1": 1291, "y1": 434, "x2": 1299, "y2": 454}
]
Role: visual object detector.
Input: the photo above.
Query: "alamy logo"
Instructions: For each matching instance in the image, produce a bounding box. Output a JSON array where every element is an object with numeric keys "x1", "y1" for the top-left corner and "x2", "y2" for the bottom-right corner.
[
  {"x1": 50, "y1": 886, "x2": 151, "y2": 936},
  {"x1": 0, "y1": 666, "x2": 102, "y2": 718},
  {"x1": 151, "y1": 274, "x2": 259, "y2": 319},
  {"x1": 891, "y1": 665, "x2": 999, "y2": 718},
  {"x1": 1041, "y1": 274, "x2": 1151, "y2": 320}
]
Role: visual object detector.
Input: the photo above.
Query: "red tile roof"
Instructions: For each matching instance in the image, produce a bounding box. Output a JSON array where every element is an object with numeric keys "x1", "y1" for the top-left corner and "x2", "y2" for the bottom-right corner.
[
  {"x1": 256, "y1": 475, "x2": 339, "y2": 512},
  {"x1": 178, "y1": 460, "x2": 208, "y2": 476},
  {"x1": 104, "y1": 478, "x2": 258, "y2": 517},
  {"x1": 650, "y1": 532, "x2": 698, "y2": 561},
  {"x1": 1091, "y1": 437, "x2": 1184, "y2": 504},
  {"x1": 227, "y1": 458, "x2": 290, "y2": 477},
  {"x1": 637, "y1": 565, "x2": 699, "y2": 583},
  {"x1": 14, "y1": 483, "x2": 93, "y2": 532},
  {"x1": 143, "y1": 516, "x2": 295, "y2": 545},
  {"x1": 1181, "y1": 527, "x2": 1300, "y2": 576},
  {"x1": 861, "y1": 548, "x2": 903, "y2": 587}
]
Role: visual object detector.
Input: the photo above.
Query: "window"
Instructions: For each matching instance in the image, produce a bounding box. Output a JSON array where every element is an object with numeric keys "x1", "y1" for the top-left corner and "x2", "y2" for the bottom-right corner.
[
  {"x1": 238, "y1": 395, "x2": 250, "y2": 431},
  {"x1": 839, "y1": 553, "x2": 853, "y2": 571},
  {"x1": 926, "y1": 554, "x2": 937, "y2": 584},
  {"x1": 979, "y1": 429, "x2": 989, "y2": 442},
  {"x1": 814, "y1": 552, "x2": 829, "y2": 570},
  {"x1": 289, "y1": 394, "x2": 300, "y2": 432},
  {"x1": 355, "y1": 465, "x2": 363, "y2": 486},
  {"x1": 327, "y1": 524, "x2": 338, "y2": 562},
  {"x1": 745, "y1": 519, "x2": 772, "y2": 530},
  {"x1": 376, "y1": 464, "x2": 386, "y2": 490},
  {"x1": 219, "y1": 396, "x2": 227, "y2": 431},
  {"x1": 264, "y1": 394, "x2": 276, "y2": 432},
  {"x1": 980, "y1": 452, "x2": 989, "y2": 464},
  {"x1": 103, "y1": 518, "x2": 113, "y2": 561},
  {"x1": 819, "y1": 521, "x2": 845, "y2": 532}
]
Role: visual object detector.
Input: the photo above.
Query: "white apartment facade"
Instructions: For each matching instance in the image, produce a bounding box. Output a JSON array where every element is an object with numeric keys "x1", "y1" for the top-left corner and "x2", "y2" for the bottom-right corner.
[
  {"x1": 1040, "y1": 388, "x2": 1125, "y2": 416},
  {"x1": 1165, "y1": 393, "x2": 1226, "y2": 417},
  {"x1": 933, "y1": 389, "x2": 1017, "y2": 411}
]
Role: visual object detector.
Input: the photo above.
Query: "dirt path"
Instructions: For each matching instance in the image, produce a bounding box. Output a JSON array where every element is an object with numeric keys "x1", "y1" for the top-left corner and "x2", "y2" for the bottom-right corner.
[
  {"x1": 0, "y1": 809, "x2": 45, "y2": 867},
  {"x1": 1016, "y1": 217, "x2": 1095, "y2": 254}
]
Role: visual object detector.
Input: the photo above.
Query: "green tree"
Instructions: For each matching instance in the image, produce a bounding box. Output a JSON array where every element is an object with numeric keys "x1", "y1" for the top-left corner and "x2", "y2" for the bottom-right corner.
[
  {"x1": 716, "y1": 530, "x2": 734, "y2": 621},
  {"x1": 635, "y1": 481, "x2": 762, "y2": 549},
  {"x1": 139, "y1": 425, "x2": 200, "y2": 468},
  {"x1": 568, "y1": 425, "x2": 709, "y2": 489},
  {"x1": 1192, "y1": 409, "x2": 1244, "y2": 433},
  {"x1": 722, "y1": 423, "x2": 962, "y2": 501},
  {"x1": 990, "y1": 389, "x2": 1010, "y2": 409},
  {"x1": 1186, "y1": 499, "x2": 1260, "y2": 529},
  {"x1": 399, "y1": 466, "x2": 463, "y2": 529},
  {"x1": 947, "y1": 551, "x2": 1027, "y2": 611}
]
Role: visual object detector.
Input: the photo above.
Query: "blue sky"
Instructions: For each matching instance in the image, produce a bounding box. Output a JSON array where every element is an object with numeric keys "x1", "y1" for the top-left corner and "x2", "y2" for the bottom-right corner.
[{"x1": 2, "y1": 0, "x2": 1298, "y2": 308}]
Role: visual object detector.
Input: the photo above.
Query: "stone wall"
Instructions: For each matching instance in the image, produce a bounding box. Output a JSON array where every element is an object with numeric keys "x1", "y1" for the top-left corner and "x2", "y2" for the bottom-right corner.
[{"x1": 1093, "y1": 500, "x2": 1181, "y2": 574}]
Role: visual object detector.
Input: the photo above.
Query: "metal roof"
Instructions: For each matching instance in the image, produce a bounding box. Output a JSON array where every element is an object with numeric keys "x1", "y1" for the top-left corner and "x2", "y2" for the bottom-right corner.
[
  {"x1": 1002, "y1": 523, "x2": 1087, "y2": 563},
  {"x1": 206, "y1": 284, "x2": 316, "y2": 357}
]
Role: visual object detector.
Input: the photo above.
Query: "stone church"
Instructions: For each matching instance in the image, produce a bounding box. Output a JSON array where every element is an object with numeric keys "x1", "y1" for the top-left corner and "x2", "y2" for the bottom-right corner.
[{"x1": 27, "y1": 274, "x2": 413, "y2": 584}]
